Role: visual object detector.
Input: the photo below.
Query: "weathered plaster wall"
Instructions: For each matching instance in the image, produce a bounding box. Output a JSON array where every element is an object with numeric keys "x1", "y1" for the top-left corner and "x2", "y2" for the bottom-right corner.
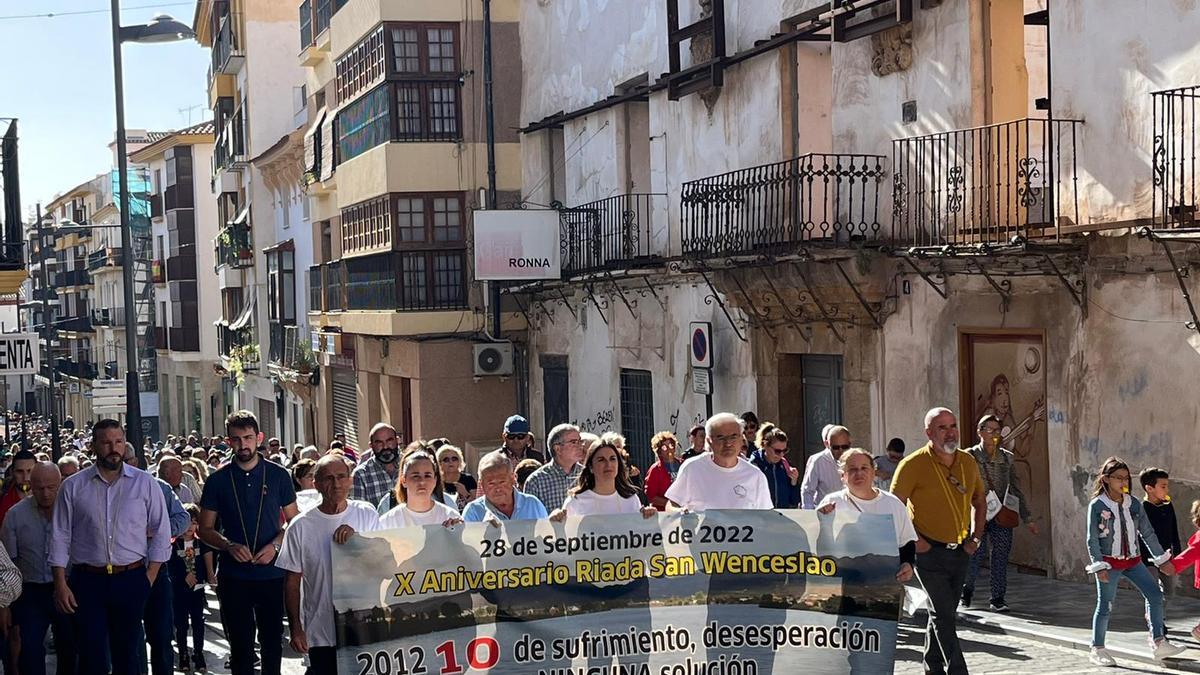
[
  {"x1": 528, "y1": 281, "x2": 757, "y2": 447},
  {"x1": 1052, "y1": 0, "x2": 1200, "y2": 224}
]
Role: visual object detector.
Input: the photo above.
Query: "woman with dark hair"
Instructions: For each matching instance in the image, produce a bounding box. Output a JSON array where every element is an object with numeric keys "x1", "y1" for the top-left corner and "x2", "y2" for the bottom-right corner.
[
  {"x1": 549, "y1": 440, "x2": 656, "y2": 521},
  {"x1": 1085, "y1": 456, "x2": 1182, "y2": 667}
]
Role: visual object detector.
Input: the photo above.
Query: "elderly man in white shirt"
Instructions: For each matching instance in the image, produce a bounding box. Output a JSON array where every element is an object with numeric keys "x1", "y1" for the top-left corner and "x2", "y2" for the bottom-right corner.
[
  {"x1": 665, "y1": 412, "x2": 771, "y2": 511},
  {"x1": 800, "y1": 425, "x2": 852, "y2": 509}
]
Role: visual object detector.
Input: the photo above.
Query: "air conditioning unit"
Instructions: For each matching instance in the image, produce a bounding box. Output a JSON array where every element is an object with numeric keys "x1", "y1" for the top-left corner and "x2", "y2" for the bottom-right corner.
[{"x1": 473, "y1": 342, "x2": 514, "y2": 377}]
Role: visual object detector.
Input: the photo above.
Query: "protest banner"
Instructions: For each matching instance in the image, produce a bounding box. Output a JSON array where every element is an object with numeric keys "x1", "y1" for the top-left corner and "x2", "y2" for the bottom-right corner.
[{"x1": 333, "y1": 509, "x2": 902, "y2": 674}]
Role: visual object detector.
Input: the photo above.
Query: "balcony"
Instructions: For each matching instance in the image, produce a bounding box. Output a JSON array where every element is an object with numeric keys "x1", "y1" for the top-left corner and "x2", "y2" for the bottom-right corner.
[
  {"x1": 55, "y1": 316, "x2": 93, "y2": 333},
  {"x1": 211, "y1": 14, "x2": 244, "y2": 76},
  {"x1": 319, "y1": 253, "x2": 468, "y2": 311},
  {"x1": 152, "y1": 260, "x2": 165, "y2": 284},
  {"x1": 215, "y1": 223, "x2": 254, "y2": 271},
  {"x1": 337, "y1": 80, "x2": 464, "y2": 163},
  {"x1": 149, "y1": 192, "x2": 164, "y2": 220},
  {"x1": 213, "y1": 105, "x2": 248, "y2": 176},
  {"x1": 559, "y1": 194, "x2": 668, "y2": 276},
  {"x1": 269, "y1": 323, "x2": 315, "y2": 373},
  {"x1": 87, "y1": 247, "x2": 124, "y2": 271},
  {"x1": 90, "y1": 307, "x2": 125, "y2": 327},
  {"x1": 217, "y1": 324, "x2": 258, "y2": 363},
  {"x1": 57, "y1": 268, "x2": 91, "y2": 287},
  {"x1": 55, "y1": 359, "x2": 98, "y2": 380},
  {"x1": 155, "y1": 326, "x2": 167, "y2": 350},
  {"x1": 891, "y1": 117, "x2": 1082, "y2": 247},
  {"x1": 681, "y1": 153, "x2": 887, "y2": 259},
  {"x1": 1153, "y1": 86, "x2": 1200, "y2": 229}
]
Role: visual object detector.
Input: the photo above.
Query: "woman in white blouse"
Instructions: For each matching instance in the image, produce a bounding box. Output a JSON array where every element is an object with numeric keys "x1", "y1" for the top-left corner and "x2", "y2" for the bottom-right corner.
[
  {"x1": 550, "y1": 440, "x2": 657, "y2": 521},
  {"x1": 817, "y1": 448, "x2": 915, "y2": 582},
  {"x1": 379, "y1": 451, "x2": 463, "y2": 529}
]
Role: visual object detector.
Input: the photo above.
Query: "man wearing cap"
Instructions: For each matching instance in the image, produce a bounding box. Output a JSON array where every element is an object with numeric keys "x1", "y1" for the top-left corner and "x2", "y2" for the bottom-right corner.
[{"x1": 496, "y1": 416, "x2": 544, "y2": 465}]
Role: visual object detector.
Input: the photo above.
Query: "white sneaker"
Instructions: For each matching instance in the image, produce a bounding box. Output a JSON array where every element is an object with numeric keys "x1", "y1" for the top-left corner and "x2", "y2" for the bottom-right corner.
[
  {"x1": 1089, "y1": 647, "x2": 1116, "y2": 666},
  {"x1": 1154, "y1": 638, "x2": 1186, "y2": 660}
]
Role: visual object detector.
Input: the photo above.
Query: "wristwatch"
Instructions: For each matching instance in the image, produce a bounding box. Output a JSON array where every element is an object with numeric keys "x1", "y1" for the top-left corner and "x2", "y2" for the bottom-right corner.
[
  {"x1": 969, "y1": 536, "x2": 982, "y2": 546},
  {"x1": 273, "y1": 542, "x2": 281, "y2": 554}
]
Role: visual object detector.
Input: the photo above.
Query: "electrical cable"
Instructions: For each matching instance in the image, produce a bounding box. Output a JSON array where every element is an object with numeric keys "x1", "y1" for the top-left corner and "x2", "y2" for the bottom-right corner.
[{"x1": 0, "y1": 2, "x2": 192, "y2": 21}]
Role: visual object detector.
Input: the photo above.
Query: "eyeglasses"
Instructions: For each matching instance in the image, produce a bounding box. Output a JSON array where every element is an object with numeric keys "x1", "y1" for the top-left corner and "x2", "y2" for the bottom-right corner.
[
  {"x1": 439, "y1": 456, "x2": 460, "y2": 463},
  {"x1": 830, "y1": 444, "x2": 851, "y2": 451},
  {"x1": 979, "y1": 427, "x2": 1002, "y2": 435},
  {"x1": 505, "y1": 433, "x2": 527, "y2": 441}
]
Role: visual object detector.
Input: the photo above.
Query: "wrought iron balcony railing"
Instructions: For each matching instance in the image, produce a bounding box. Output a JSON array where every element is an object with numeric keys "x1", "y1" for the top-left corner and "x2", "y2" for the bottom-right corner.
[
  {"x1": 215, "y1": 223, "x2": 254, "y2": 270},
  {"x1": 891, "y1": 117, "x2": 1082, "y2": 247},
  {"x1": 559, "y1": 194, "x2": 667, "y2": 275},
  {"x1": 681, "y1": 153, "x2": 887, "y2": 258},
  {"x1": 1152, "y1": 85, "x2": 1200, "y2": 229},
  {"x1": 212, "y1": 14, "x2": 243, "y2": 75},
  {"x1": 269, "y1": 323, "x2": 312, "y2": 372}
]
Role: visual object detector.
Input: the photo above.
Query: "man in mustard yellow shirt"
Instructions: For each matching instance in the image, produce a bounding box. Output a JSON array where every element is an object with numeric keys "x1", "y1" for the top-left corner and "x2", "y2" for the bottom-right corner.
[{"x1": 891, "y1": 407, "x2": 986, "y2": 675}]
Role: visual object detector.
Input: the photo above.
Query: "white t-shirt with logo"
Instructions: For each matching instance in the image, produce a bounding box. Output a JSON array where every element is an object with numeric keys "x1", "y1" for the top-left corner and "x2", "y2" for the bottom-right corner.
[
  {"x1": 561, "y1": 490, "x2": 643, "y2": 517},
  {"x1": 817, "y1": 488, "x2": 917, "y2": 548},
  {"x1": 664, "y1": 454, "x2": 773, "y2": 511},
  {"x1": 379, "y1": 501, "x2": 460, "y2": 530},
  {"x1": 275, "y1": 500, "x2": 381, "y2": 648}
]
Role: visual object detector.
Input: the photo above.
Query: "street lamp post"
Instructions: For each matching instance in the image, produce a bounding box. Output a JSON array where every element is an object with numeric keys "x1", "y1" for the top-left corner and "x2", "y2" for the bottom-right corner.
[{"x1": 109, "y1": 4, "x2": 195, "y2": 466}]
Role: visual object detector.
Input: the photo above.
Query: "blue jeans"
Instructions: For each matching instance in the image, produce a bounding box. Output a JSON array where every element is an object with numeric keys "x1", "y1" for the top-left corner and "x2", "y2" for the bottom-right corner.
[{"x1": 1092, "y1": 562, "x2": 1165, "y2": 647}]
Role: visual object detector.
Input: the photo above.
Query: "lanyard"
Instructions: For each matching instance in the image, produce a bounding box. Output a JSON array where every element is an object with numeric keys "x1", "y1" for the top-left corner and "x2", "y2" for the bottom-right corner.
[
  {"x1": 929, "y1": 452, "x2": 970, "y2": 541},
  {"x1": 230, "y1": 461, "x2": 268, "y2": 554}
]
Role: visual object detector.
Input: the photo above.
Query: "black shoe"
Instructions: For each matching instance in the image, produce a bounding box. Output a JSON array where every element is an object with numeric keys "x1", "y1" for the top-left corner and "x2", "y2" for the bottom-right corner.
[
  {"x1": 178, "y1": 648, "x2": 192, "y2": 673},
  {"x1": 193, "y1": 652, "x2": 207, "y2": 673},
  {"x1": 960, "y1": 591, "x2": 972, "y2": 608},
  {"x1": 989, "y1": 599, "x2": 1010, "y2": 613}
]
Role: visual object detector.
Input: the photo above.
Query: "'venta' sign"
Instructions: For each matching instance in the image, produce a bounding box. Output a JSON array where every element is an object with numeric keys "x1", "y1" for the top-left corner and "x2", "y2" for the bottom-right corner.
[
  {"x1": 473, "y1": 210, "x2": 562, "y2": 281},
  {"x1": 0, "y1": 333, "x2": 38, "y2": 376}
]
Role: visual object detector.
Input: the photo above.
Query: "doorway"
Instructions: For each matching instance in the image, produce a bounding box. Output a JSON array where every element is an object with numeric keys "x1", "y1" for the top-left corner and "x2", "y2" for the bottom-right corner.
[
  {"x1": 959, "y1": 329, "x2": 1051, "y2": 572},
  {"x1": 541, "y1": 355, "x2": 569, "y2": 439},
  {"x1": 777, "y1": 353, "x2": 844, "y2": 463}
]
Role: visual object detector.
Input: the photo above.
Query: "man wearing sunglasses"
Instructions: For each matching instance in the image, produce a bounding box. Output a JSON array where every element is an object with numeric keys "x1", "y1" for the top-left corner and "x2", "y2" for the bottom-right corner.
[
  {"x1": 496, "y1": 415, "x2": 545, "y2": 465},
  {"x1": 800, "y1": 425, "x2": 852, "y2": 509}
]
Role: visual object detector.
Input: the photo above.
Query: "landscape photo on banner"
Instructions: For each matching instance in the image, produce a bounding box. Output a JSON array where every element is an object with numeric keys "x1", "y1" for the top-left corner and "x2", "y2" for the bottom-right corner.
[{"x1": 333, "y1": 510, "x2": 902, "y2": 675}]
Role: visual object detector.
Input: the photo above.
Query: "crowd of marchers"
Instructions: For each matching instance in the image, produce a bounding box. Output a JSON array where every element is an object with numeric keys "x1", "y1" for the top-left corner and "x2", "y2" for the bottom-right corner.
[{"x1": 0, "y1": 405, "x2": 1196, "y2": 675}]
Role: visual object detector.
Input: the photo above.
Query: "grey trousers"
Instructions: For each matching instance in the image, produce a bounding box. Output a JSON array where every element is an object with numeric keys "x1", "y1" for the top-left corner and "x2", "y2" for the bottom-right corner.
[{"x1": 915, "y1": 545, "x2": 971, "y2": 675}]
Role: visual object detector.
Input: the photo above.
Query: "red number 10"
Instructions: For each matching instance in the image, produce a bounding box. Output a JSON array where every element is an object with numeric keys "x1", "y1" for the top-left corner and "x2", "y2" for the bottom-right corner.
[{"x1": 435, "y1": 637, "x2": 500, "y2": 674}]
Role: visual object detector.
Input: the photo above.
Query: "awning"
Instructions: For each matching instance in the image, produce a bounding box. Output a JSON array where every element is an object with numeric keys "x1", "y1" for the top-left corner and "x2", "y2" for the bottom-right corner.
[
  {"x1": 303, "y1": 106, "x2": 327, "y2": 177},
  {"x1": 229, "y1": 295, "x2": 255, "y2": 331},
  {"x1": 230, "y1": 203, "x2": 250, "y2": 226},
  {"x1": 319, "y1": 105, "x2": 338, "y2": 183}
]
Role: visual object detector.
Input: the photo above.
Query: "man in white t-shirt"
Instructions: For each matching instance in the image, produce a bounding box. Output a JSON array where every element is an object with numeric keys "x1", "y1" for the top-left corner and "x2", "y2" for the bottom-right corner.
[
  {"x1": 665, "y1": 412, "x2": 772, "y2": 511},
  {"x1": 276, "y1": 455, "x2": 380, "y2": 674}
]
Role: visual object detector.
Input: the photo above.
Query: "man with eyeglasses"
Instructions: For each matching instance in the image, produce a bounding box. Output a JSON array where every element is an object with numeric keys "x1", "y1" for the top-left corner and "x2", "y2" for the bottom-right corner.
[
  {"x1": 890, "y1": 407, "x2": 986, "y2": 675},
  {"x1": 665, "y1": 413, "x2": 771, "y2": 511},
  {"x1": 350, "y1": 423, "x2": 402, "y2": 508},
  {"x1": 962, "y1": 414, "x2": 1037, "y2": 612},
  {"x1": 522, "y1": 424, "x2": 584, "y2": 512},
  {"x1": 496, "y1": 415, "x2": 545, "y2": 465},
  {"x1": 800, "y1": 425, "x2": 852, "y2": 509}
]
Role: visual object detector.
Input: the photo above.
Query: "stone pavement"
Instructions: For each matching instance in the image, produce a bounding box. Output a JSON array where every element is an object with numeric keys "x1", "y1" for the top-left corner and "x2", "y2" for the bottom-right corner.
[{"x1": 943, "y1": 567, "x2": 1200, "y2": 672}]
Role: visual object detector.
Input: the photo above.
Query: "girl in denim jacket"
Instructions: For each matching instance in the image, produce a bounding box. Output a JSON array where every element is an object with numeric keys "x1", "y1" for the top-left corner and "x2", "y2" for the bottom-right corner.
[{"x1": 1085, "y1": 457, "x2": 1185, "y2": 667}]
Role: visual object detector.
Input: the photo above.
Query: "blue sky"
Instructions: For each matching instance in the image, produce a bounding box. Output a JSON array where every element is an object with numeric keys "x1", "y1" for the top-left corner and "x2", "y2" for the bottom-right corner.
[{"x1": 0, "y1": 1, "x2": 209, "y2": 214}]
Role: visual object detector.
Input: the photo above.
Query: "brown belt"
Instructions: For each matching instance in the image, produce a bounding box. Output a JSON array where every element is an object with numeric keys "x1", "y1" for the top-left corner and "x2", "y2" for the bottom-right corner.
[{"x1": 75, "y1": 559, "x2": 145, "y2": 575}]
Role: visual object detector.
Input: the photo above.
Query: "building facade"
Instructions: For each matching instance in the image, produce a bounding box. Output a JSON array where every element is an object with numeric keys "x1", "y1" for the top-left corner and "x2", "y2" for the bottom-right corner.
[
  {"x1": 297, "y1": 0, "x2": 523, "y2": 458},
  {"x1": 195, "y1": 0, "x2": 311, "y2": 444},
  {"x1": 517, "y1": 0, "x2": 1200, "y2": 583},
  {"x1": 131, "y1": 123, "x2": 226, "y2": 438}
]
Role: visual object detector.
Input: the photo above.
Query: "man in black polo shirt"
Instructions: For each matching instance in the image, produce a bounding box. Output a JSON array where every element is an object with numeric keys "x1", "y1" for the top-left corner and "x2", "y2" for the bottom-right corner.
[{"x1": 198, "y1": 411, "x2": 298, "y2": 675}]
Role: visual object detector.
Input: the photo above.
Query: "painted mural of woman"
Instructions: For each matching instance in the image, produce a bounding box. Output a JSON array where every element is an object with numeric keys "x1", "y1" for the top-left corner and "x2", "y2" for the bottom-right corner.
[{"x1": 976, "y1": 373, "x2": 1045, "y2": 495}]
